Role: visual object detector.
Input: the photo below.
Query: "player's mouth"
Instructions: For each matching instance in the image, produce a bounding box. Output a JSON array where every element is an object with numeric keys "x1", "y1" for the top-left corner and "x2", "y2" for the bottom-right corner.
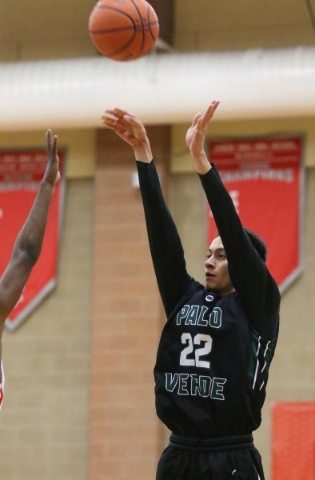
[
  {"x1": 205, "y1": 273, "x2": 216, "y2": 284},
  {"x1": 205, "y1": 272, "x2": 215, "y2": 278}
]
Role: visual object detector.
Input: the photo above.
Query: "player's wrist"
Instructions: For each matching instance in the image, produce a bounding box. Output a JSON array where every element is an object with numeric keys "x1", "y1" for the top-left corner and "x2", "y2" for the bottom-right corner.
[
  {"x1": 192, "y1": 152, "x2": 211, "y2": 174},
  {"x1": 133, "y1": 144, "x2": 152, "y2": 163}
]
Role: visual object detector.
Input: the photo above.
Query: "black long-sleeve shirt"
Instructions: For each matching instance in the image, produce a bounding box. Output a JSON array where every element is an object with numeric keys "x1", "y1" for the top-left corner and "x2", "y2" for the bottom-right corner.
[{"x1": 137, "y1": 160, "x2": 280, "y2": 438}]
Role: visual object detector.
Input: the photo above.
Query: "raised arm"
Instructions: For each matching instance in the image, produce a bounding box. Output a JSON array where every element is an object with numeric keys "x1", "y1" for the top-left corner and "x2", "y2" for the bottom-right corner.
[
  {"x1": 186, "y1": 102, "x2": 280, "y2": 338},
  {"x1": 185, "y1": 101, "x2": 219, "y2": 175},
  {"x1": 102, "y1": 109, "x2": 199, "y2": 316},
  {"x1": 0, "y1": 130, "x2": 60, "y2": 381}
]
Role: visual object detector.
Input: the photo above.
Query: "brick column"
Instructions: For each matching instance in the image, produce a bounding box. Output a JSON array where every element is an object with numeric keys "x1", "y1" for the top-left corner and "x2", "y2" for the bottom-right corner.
[{"x1": 89, "y1": 126, "x2": 170, "y2": 480}]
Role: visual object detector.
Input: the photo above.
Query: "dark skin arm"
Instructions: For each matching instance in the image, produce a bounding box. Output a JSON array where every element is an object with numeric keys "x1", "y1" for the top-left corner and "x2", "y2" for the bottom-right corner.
[{"x1": 0, "y1": 130, "x2": 60, "y2": 379}]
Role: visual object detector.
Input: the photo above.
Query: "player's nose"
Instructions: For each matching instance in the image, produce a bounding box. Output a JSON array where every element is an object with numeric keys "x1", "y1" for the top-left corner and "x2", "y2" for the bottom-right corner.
[{"x1": 205, "y1": 256, "x2": 215, "y2": 268}]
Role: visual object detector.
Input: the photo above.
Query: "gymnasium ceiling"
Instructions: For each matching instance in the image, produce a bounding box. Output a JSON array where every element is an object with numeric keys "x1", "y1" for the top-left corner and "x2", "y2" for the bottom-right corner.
[
  {"x1": 0, "y1": 0, "x2": 314, "y2": 62},
  {"x1": 0, "y1": 0, "x2": 314, "y2": 130}
]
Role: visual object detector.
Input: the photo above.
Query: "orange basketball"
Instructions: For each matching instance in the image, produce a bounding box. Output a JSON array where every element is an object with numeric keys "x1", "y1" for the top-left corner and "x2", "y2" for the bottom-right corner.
[{"x1": 88, "y1": 0, "x2": 159, "y2": 61}]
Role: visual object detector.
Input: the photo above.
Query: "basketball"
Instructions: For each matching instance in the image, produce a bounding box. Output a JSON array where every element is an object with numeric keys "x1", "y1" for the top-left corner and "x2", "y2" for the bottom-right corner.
[{"x1": 88, "y1": 0, "x2": 159, "y2": 61}]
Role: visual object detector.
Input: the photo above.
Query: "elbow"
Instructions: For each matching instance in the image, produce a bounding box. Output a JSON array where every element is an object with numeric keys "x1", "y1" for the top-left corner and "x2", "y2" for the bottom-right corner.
[{"x1": 23, "y1": 241, "x2": 42, "y2": 265}]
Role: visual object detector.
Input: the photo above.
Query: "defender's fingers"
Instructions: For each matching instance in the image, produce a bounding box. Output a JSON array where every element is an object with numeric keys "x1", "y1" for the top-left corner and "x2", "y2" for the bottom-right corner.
[
  {"x1": 46, "y1": 129, "x2": 52, "y2": 145},
  {"x1": 45, "y1": 129, "x2": 53, "y2": 156},
  {"x1": 52, "y1": 135, "x2": 58, "y2": 158}
]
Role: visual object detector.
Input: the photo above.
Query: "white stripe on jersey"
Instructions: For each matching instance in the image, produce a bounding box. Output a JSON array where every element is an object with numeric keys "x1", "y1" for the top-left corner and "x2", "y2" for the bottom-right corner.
[
  {"x1": 252, "y1": 337, "x2": 272, "y2": 391},
  {"x1": 261, "y1": 341, "x2": 271, "y2": 373},
  {"x1": 252, "y1": 336, "x2": 261, "y2": 389},
  {"x1": 259, "y1": 341, "x2": 271, "y2": 390}
]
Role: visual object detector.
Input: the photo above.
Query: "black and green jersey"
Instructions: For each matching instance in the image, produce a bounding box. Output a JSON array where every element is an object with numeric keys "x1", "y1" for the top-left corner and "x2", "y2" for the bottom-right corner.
[{"x1": 137, "y1": 160, "x2": 280, "y2": 438}]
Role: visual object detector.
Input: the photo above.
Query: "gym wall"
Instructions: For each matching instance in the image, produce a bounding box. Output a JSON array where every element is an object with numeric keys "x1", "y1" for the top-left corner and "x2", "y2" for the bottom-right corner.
[{"x1": 0, "y1": 2, "x2": 314, "y2": 480}]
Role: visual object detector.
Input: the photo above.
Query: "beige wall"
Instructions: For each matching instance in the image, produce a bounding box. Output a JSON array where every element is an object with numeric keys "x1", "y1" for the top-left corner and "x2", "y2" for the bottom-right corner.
[
  {"x1": 171, "y1": 6, "x2": 315, "y2": 476},
  {"x1": 0, "y1": 1, "x2": 314, "y2": 480},
  {"x1": 170, "y1": 106, "x2": 315, "y2": 480},
  {"x1": 88, "y1": 125, "x2": 170, "y2": 480},
  {"x1": 0, "y1": 180, "x2": 93, "y2": 480},
  {"x1": 171, "y1": 116, "x2": 315, "y2": 172},
  {"x1": 0, "y1": 2, "x2": 96, "y2": 477},
  {"x1": 0, "y1": 129, "x2": 95, "y2": 180},
  {"x1": 0, "y1": 1, "x2": 312, "y2": 63},
  {"x1": 0, "y1": 0, "x2": 96, "y2": 62},
  {"x1": 174, "y1": 0, "x2": 315, "y2": 52}
]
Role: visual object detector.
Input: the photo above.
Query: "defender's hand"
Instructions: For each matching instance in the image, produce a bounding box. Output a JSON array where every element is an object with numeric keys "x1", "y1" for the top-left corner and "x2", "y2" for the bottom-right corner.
[{"x1": 45, "y1": 129, "x2": 61, "y2": 186}]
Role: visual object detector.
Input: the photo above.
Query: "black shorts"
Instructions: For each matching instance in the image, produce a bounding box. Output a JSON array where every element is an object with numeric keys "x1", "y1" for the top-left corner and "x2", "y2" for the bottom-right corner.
[{"x1": 156, "y1": 434, "x2": 265, "y2": 480}]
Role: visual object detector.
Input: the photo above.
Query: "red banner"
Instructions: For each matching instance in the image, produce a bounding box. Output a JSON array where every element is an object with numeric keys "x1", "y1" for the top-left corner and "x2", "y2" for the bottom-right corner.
[
  {"x1": 271, "y1": 402, "x2": 315, "y2": 479},
  {"x1": 208, "y1": 136, "x2": 304, "y2": 292},
  {"x1": 0, "y1": 149, "x2": 65, "y2": 331}
]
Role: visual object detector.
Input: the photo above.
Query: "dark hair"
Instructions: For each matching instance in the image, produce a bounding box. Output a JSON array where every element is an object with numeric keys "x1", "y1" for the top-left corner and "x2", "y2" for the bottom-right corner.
[{"x1": 244, "y1": 227, "x2": 267, "y2": 263}]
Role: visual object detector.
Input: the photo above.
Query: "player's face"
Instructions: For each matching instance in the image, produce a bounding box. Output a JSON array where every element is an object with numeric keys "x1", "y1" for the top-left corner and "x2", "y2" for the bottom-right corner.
[{"x1": 204, "y1": 236, "x2": 235, "y2": 295}]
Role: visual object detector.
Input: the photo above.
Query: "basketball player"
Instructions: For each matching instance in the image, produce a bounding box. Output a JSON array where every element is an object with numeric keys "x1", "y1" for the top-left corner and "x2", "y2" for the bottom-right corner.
[
  {"x1": 0, "y1": 129, "x2": 60, "y2": 411},
  {"x1": 102, "y1": 101, "x2": 280, "y2": 479}
]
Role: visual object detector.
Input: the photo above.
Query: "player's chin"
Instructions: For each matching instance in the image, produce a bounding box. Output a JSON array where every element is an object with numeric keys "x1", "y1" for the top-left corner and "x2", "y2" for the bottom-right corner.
[{"x1": 205, "y1": 277, "x2": 216, "y2": 290}]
